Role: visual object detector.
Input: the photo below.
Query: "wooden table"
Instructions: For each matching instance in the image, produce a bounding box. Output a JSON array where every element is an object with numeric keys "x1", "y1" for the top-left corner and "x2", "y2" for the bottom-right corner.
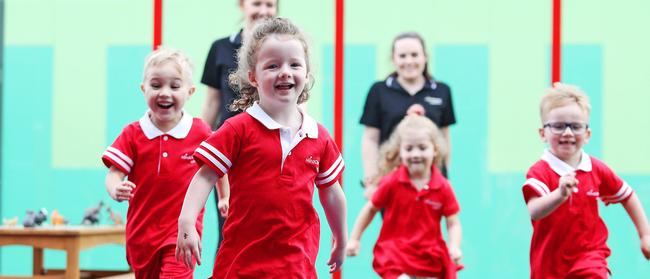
[{"x1": 0, "y1": 226, "x2": 131, "y2": 279}]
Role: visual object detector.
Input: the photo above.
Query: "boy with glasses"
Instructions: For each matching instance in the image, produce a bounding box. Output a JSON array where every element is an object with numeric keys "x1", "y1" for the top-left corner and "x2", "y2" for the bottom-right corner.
[{"x1": 521, "y1": 83, "x2": 650, "y2": 279}]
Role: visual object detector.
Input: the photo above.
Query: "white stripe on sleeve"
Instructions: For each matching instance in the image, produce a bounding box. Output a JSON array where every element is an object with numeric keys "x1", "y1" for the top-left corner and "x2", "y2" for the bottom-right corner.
[
  {"x1": 316, "y1": 159, "x2": 344, "y2": 186},
  {"x1": 200, "y1": 142, "x2": 232, "y2": 168},
  {"x1": 107, "y1": 147, "x2": 134, "y2": 168},
  {"x1": 602, "y1": 182, "x2": 633, "y2": 203},
  {"x1": 524, "y1": 178, "x2": 551, "y2": 196},
  {"x1": 196, "y1": 148, "x2": 229, "y2": 174},
  {"x1": 317, "y1": 155, "x2": 343, "y2": 178},
  {"x1": 103, "y1": 151, "x2": 132, "y2": 173}
]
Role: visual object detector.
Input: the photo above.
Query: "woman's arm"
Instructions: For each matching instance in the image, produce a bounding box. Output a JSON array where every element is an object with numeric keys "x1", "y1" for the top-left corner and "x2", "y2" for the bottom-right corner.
[
  {"x1": 361, "y1": 127, "x2": 380, "y2": 198},
  {"x1": 200, "y1": 86, "x2": 221, "y2": 129},
  {"x1": 441, "y1": 127, "x2": 451, "y2": 167}
]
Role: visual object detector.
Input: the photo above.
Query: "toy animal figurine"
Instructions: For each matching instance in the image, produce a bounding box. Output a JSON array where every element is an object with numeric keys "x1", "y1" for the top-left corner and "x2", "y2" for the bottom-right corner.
[
  {"x1": 23, "y1": 208, "x2": 48, "y2": 227},
  {"x1": 2, "y1": 217, "x2": 18, "y2": 226},
  {"x1": 106, "y1": 206, "x2": 124, "y2": 225},
  {"x1": 51, "y1": 209, "x2": 68, "y2": 226},
  {"x1": 82, "y1": 201, "x2": 104, "y2": 225}
]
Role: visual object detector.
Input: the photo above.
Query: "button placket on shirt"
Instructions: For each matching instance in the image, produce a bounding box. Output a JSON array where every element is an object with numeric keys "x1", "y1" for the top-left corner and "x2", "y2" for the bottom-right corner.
[
  {"x1": 162, "y1": 135, "x2": 169, "y2": 158},
  {"x1": 279, "y1": 128, "x2": 307, "y2": 174},
  {"x1": 158, "y1": 135, "x2": 170, "y2": 174}
]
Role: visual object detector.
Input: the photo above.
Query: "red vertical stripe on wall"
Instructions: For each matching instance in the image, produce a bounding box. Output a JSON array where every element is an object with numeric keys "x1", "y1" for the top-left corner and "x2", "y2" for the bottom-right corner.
[
  {"x1": 334, "y1": 0, "x2": 344, "y2": 151},
  {"x1": 153, "y1": 0, "x2": 162, "y2": 50},
  {"x1": 333, "y1": 0, "x2": 344, "y2": 278},
  {"x1": 552, "y1": 0, "x2": 561, "y2": 83}
]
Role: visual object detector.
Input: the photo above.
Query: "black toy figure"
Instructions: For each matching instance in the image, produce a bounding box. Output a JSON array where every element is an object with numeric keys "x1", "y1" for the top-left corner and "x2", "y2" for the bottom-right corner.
[
  {"x1": 23, "y1": 208, "x2": 48, "y2": 227},
  {"x1": 82, "y1": 201, "x2": 104, "y2": 225}
]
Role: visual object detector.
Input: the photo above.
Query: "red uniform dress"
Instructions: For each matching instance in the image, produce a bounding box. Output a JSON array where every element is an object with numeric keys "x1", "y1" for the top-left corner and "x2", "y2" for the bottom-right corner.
[
  {"x1": 193, "y1": 104, "x2": 345, "y2": 279},
  {"x1": 522, "y1": 149, "x2": 634, "y2": 279},
  {"x1": 102, "y1": 112, "x2": 211, "y2": 277},
  {"x1": 371, "y1": 164, "x2": 460, "y2": 279}
]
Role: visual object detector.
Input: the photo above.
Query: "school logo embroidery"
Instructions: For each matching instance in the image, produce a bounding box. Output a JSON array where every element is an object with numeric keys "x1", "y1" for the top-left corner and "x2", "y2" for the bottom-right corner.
[
  {"x1": 305, "y1": 156, "x2": 319, "y2": 171},
  {"x1": 586, "y1": 189, "x2": 599, "y2": 197},
  {"x1": 181, "y1": 153, "x2": 196, "y2": 164},
  {"x1": 423, "y1": 199, "x2": 443, "y2": 210},
  {"x1": 424, "y1": 96, "x2": 443, "y2": 106}
]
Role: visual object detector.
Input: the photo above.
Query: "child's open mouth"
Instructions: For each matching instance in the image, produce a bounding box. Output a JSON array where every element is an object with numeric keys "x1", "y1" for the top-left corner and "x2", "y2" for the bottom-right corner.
[
  {"x1": 558, "y1": 140, "x2": 575, "y2": 145},
  {"x1": 275, "y1": 84, "x2": 294, "y2": 90},
  {"x1": 157, "y1": 102, "x2": 174, "y2": 109}
]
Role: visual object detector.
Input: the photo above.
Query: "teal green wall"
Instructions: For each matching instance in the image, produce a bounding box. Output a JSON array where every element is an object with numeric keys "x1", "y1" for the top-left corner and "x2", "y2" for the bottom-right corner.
[{"x1": 3, "y1": 0, "x2": 650, "y2": 278}]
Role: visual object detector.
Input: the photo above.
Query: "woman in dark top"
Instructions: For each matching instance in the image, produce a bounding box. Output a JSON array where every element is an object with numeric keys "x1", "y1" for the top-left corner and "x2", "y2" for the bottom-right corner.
[
  {"x1": 199, "y1": 0, "x2": 278, "y2": 253},
  {"x1": 360, "y1": 32, "x2": 456, "y2": 198}
]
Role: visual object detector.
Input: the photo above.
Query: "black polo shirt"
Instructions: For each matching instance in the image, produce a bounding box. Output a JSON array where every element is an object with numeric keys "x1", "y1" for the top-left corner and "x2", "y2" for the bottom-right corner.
[
  {"x1": 201, "y1": 31, "x2": 243, "y2": 129},
  {"x1": 360, "y1": 76, "x2": 456, "y2": 143}
]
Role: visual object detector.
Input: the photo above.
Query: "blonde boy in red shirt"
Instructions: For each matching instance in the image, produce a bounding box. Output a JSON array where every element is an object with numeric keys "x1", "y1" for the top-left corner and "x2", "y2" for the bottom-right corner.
[
  {"x1": 102, "y1": 48, "x2": 211, "y2": 278},
  {"x1": 522, "y1": 83, "x2": 650, "y2": 278}
]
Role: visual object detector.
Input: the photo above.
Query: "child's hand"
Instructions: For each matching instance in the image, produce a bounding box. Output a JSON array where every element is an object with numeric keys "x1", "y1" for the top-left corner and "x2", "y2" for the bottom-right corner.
[
  {"x1": 558, "y1": 173, "x2": 579, "y2": 197},
  {"x1": 327, "y1": 238, "x2": 346, "y2": 273},
  {"x1": 218, "y1": 198, "x2": 229, "y2": 218},
  {"x1": 175, "y1": 227, "x2": 202, "y2": 269},
  {"x1": 345, "y1": 239, "x2": 361, "y2": 257},
  {"x1": 110, "y1": 181, "x2": 136, "y2": 202},
  {"x1": 641, "y1": 234, "x2": 650, "y2": 260},
  {"x1": 406, "y1": 103, "x2": 426, "y2": 116},
  {"x1": 449, "y1": 246, "x2": 463, "y2": 265}
]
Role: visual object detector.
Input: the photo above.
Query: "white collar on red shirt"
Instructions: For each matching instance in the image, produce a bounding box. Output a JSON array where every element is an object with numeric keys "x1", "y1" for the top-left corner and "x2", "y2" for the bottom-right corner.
[
  {"x1": 139, "y1": 110, "x2": 193, "y2": 139},
  {"x1": 246, "y1": 103, "x2": 318, "y2": 139},
  {"x1": 541, "y1": 149, "x2": 592, "y2": 176}
]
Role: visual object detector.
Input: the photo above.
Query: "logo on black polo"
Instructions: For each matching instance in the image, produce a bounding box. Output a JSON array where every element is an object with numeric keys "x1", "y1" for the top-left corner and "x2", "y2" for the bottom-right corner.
[{"x1": 424, "y1": 96, "x2": 443, "y2": 106}]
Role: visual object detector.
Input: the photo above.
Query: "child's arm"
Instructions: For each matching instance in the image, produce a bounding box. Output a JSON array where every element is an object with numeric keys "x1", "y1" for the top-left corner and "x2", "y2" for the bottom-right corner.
[
  {"x1": 621, "y1": 192, "x2": 650, "y2": 259},
  {"x1": 318, "y1": 182, "x2": 348, "y2": 273},
  {"x1": 527, "y1": 173, "x2": 578, "y2": 220},
  {"x1": 176, "y1": 165, "x2": 219, "y2": 268},
  {"x1": 104, "y1": 166, "x2": 136, "y2": 202},
  {"x1": 445, "y1": 213, "x2": 463, "y2": 265},
  {"x1": 346, "y1": 201, "x2": 379, "y2": 257},
  {"x1": 215, "y1": 175, "x2": 230, "y2": 217}
]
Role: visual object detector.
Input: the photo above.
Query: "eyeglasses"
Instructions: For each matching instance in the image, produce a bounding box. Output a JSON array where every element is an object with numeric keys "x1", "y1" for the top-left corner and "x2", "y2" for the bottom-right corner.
[{"x1": 543, "y1": 122, "x2": 589, "y2": 135}]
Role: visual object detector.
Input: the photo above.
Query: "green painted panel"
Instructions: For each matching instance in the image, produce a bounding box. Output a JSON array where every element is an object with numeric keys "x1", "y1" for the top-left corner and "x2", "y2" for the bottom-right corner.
[{"x1": 106, "y1": 45, "x2": 150, "y2": 143}]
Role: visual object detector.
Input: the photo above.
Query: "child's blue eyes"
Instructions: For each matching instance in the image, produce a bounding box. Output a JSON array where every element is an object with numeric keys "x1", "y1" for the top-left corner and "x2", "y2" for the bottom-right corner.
[{"x1": 265, "y1": 63, "x2": 303, "y2": 69}]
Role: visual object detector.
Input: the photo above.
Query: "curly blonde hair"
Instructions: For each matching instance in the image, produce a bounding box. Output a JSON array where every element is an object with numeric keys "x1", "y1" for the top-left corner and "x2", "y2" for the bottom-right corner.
[
  {"x1": 228, "y1": 17, "x2": 314, "y2": 111},
  {"x1": 375, "y1": 115, "x2": 448, "y2": 182}
]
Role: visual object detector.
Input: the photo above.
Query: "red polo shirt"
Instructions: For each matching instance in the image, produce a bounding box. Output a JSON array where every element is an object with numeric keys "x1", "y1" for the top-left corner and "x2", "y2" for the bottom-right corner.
[
  {"x1": 102, "y1": 111, "x2": 211, "y2": 270},
  {"x1": 371, "y1": 164, "x2": 460, "y2": 279},
  {"x1": 522, "y1": 149, "x2": 634, "y2": 279},
  {"x1": 193, "y1": 103, "x2": 345, "y2": 279}
]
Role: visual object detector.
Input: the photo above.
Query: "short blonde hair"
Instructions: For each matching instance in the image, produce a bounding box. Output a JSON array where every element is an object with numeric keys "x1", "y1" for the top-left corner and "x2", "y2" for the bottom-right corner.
[
  {"x1": 540, "y1": 82, "x2": 591, "y2": 123},
  {"x1": 143, "y1": 47, "x2": 194, "y2": 83},
  {"x1": 229, "y1": 17, "x2": 314, "y2": 111},
  {"x1": 375, "y1": 115, "x2": 448, "y2": 182}
]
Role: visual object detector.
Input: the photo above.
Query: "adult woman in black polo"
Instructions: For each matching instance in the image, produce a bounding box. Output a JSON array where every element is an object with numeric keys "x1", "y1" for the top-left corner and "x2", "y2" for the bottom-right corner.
[
  {"x1": 199, "y1": 0, "x2": 278, "y2": 253},
  {"x1": 360, "y1": 32, "x2": 456, "y2": 198}
]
